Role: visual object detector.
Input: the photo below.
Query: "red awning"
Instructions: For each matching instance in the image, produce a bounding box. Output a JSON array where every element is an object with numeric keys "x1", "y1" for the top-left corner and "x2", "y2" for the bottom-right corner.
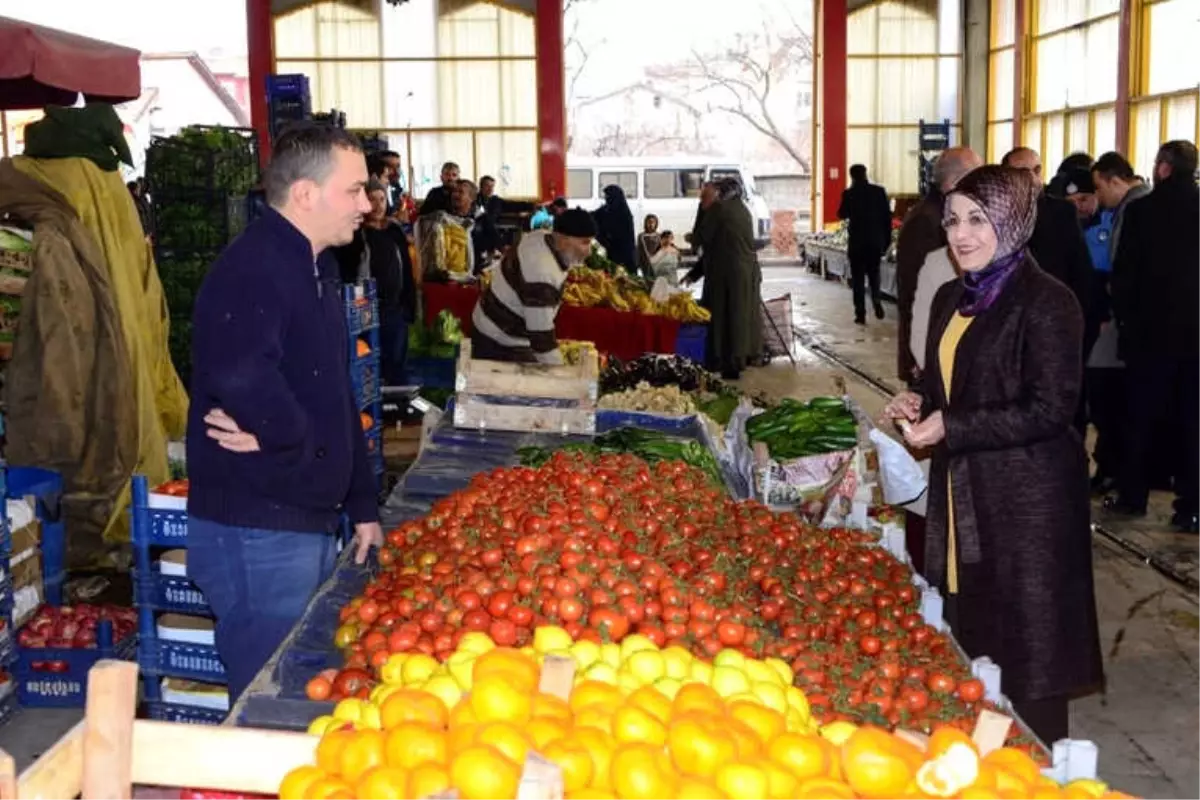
[{"x1": 0, "y1": 17, "x2": 141, "y2": 110}]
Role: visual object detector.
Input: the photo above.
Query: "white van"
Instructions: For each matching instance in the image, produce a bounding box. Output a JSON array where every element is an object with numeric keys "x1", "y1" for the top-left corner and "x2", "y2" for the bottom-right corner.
[{"x1": 564, "y1": 157, "x2": 773, "y2": 249}]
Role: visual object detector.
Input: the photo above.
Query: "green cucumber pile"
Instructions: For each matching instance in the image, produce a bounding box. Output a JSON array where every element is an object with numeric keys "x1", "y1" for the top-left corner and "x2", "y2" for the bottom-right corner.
[{"x1": 745, "y1": 396, "x2": 858, "y2": 460}]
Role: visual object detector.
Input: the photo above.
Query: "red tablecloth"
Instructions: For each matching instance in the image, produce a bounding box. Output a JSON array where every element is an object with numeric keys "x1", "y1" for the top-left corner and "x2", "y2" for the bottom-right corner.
[{"x1": 422, "y1": 282, "x2": 681, "y2": 362}]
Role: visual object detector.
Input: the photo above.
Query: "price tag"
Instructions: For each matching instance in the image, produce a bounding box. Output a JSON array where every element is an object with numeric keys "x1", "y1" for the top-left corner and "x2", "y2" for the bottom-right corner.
[
  {"x1": 537, "y1": 655, "x2": 576, "y2": 701},
  {"x1": 517, "y1": 752, "x2": 563, "y2": 800},
  {"x1": 972, "y1": 708, "x2": 1013, "y2": 756}
]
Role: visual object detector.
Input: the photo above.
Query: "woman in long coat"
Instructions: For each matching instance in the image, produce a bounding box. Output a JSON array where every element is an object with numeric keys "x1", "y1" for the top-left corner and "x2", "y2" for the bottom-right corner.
[
  {"x1": 691, "y1": 178, "x2": 762, "y2": 379},
  {"x1": 885, "y1": 165, "x2": 1102, "y2": 744},
  {"x1": 592, "y1": 184, "x2": 636, "y2": 272}
]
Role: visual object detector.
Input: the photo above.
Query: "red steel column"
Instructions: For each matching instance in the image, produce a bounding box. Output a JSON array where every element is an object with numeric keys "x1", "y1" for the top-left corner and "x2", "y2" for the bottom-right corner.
[
  {"x1": 535, "y1": 0, "x2": 566, "y2": 202},
  {"x1": 821, "y1": 0, "x2": 847, "y2": 228},
  {"x1": 247, "y1": 0, "x2": 274, "y2": 165},
  {"x1": 1012, "y1": 0, "x2": 1025, "y2": 147},
  {"x1": 1115, "y1": 0, "x2": 1133, "y2": 152}
]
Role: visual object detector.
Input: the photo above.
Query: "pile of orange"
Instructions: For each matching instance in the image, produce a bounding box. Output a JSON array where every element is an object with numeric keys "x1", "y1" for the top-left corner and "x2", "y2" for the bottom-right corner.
[{"x1": 279, "y1": 647, "x2": 1138, "y2": 800}]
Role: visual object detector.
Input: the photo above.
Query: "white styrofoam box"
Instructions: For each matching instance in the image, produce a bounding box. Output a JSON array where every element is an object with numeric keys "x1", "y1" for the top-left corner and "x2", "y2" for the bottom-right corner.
[
  {"x1": 5, "y1": 498, "x2": 34, "y2": 531},
  {"x1": 920, "y1": 585, "x2": 944, "y2": 627},
  {"x1": 880, "y1": 525, "x2": 909, "y2": 563},
  {"x1": 849, "y1": 500, "x2": 870, "y2": 529},
  {"x1": 1044, "y1": 739, "x2": 1099, "y2": 783},
  {"x1": 160, "y1": 678, "x2": 230, "y2": 711},
  {"x1": 970, "y1": 656, "x2": 1004, "y2": 703},
  {"x1": 158, "y1": 549, "x2": 188, "y2": 577},
  {"x1": 157, "y1": 614, "x2": 215, "y2": 646},
  {"x1": 13, "y1": 585, "x2": 39, "y2": 627},
  {"x1": 147, "y1": 491, "x2": 187, "y2": 511}
]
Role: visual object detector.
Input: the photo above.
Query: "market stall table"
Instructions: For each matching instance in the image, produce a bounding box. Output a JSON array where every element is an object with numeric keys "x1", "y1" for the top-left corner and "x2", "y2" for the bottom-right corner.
[{"x1": 422, "y1": 281, "x2": 683, "y2": 362}]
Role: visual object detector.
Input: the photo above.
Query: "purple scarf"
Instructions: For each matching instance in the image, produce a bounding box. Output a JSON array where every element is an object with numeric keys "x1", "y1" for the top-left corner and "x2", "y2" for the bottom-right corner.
[
  {"x1": 958, "y1": 249, "x2": 1024, "y2": 316},
  {"x1": 947, "y1": 165, "x2": 1041, "y2": 316}
]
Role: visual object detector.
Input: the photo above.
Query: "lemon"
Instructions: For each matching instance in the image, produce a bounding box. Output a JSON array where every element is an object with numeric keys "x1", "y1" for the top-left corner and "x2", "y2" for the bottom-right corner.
[
  {"x1": 379, "y1": 653, "x2": 408, "y2": 686},
  {"x1": 585, "y1": 661, "x2": 620, "y2": 685},
  {"x1": 617, "y1": 671, "x2": 642, "y2": 695},
  {"x1": 625, "y1": 650, "x2": 666, "y2": 684},
  {"x1": 785, "y1": 686, "x2": 811, "y2": 720},
  {"x1": 600, "y1": 643, "x2": 622, "y2": 669},
  {"x1": 743, "y1": 659, "x2": 777, "y2": 685},
  {"x1": 401, "y1": 653, "x2": 440, "y2": 685},
  {"x1": 359, "y1": 702, "x2": 383, "y2": 730},
  {"x1": 764, "y1": 657, "x2": 794, "y2": 686},
  {"x1": 422, "y1": 674, "x2": 464, "y2": 710},
  {"x1": 711, "y1": 666, "x2": 751, "y2": 698},
  {"x1": 457, "y1": 631, "x2": 496, "y2": 656},
  {"x1": 369, "y1": 684, "x2": 399, "y2": 705},
  {"x1": 1063, "y1": 779, "x2": 1109, "y2": 798},
  {"x1": 534, "y1": 625, "x2": 574, "y2": 654},
  {"x1": 306, "y1": 714, "x2": 337, "y2": 736},
  {"x1": 619, "y1": 634, "x2": 657, "y2": 662},
  {"x1": 446, "y1": 651, "x2": 476, "y2": 689},
  {"x1": 751, "y1": 681, "x2": 789, "y2": 714},
  {"x1": 785, "y1": 709, "x2": 807, "y2": 733},
  {"x1": 570, "y1": 640, "x2": 602, "y2": 670},
  {"x1": 689, "y1": 659, "x2": 715, "y2": 685},
  {"x1": 520, "y1": 645, "x2": 537, "y2": 659},
  {"x1": 654, "y1": 677, "x2": 683, "y2": 699},
  {"x1": 819, "y1": 720, "x2": 858, "y2": 746},
  {"x1": 660, "y1": 646, "x2": 693, "y2": 680},
  {"x1": 712, "y1": 649, "x2": 746, "y2": 670},
  {"x1": 333, "y1": 697, "x2": 365, "y2": 722}
]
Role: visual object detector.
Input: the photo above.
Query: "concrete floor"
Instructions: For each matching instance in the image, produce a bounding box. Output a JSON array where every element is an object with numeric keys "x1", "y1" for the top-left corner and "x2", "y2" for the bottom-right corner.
[{"x1": 1, "y1": 268, "x2": 1195, "y2": 798}]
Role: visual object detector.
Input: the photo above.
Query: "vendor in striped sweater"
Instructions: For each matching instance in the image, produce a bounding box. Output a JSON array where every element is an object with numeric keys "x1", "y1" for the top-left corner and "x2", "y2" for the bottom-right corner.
[{"x1": 471, "y1": 207, "x2": 596, "y2": 364}]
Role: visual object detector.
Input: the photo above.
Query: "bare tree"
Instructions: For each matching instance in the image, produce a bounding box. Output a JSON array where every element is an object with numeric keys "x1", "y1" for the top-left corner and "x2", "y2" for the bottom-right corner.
[
  {"x1": 564, "y1": 0, "x2": 603, "y2": 150},
  {"x1": 645, "y1": 19, "x2": 813, "y2": 173}
]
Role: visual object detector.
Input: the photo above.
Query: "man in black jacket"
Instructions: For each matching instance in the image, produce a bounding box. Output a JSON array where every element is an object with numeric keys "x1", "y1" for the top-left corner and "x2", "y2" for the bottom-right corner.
[
  {"x1": 1106, "y1": 141, "x2": 1199, "y2": 533},
  {"x1": 418, "y1": 161, "x2": 460, "y2": 216},
  {"x1": 837, "y1": 164, "x2": 892, "y2": 325}
]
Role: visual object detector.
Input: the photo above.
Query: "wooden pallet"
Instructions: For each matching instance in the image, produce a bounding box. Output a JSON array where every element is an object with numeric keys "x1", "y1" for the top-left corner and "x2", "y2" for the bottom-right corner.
[{"x1": 2, "y1": 660, "x2": 570, "y2": 800}]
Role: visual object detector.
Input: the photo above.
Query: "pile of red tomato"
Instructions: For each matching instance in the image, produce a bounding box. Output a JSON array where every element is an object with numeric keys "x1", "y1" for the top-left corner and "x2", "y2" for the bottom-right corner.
[{"x1": 319, "y1": 450, "x2": 1029, "y2": 747}]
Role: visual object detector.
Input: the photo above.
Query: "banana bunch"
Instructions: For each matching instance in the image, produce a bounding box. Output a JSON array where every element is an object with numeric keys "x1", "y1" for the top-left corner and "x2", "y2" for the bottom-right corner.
[
  {"x1": 558, "y1": 339, "x2": 595, "y2": 365},
  {"x1": 563, "y1": 282, "x2": 604, "y2": 307},
  {"x1": 659, "y1": 292, "x2": 712, "y2": 323}
]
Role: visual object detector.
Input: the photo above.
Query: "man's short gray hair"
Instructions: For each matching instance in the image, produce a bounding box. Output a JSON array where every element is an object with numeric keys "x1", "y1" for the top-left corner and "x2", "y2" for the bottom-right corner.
[
  {"x1": 263, "y1": 124, "x2": 363, "y2": 208},
  {"x1": 457, "y1": 179, "x2": 478, "y2": 199}
]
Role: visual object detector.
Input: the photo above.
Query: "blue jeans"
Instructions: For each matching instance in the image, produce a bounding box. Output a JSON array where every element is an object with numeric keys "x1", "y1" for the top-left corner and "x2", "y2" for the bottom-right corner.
[{"x1": 186, "y1": 518, "x2": 337, "y2": 701}]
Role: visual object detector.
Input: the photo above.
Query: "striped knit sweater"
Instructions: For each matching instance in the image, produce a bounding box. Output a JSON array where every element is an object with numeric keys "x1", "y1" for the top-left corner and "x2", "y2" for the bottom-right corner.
[{"x1": 471, "y1": 231, "x2": 570, "y2": 364}]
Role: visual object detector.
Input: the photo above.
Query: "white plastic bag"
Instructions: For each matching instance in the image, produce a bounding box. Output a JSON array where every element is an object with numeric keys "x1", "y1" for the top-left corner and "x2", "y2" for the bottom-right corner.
[
  {"x1": 869, "y1": 427, "x2": 927, "y2": 505},
  {"x1": 650, "y1": 278, "x2": 678, "y2": 304}
]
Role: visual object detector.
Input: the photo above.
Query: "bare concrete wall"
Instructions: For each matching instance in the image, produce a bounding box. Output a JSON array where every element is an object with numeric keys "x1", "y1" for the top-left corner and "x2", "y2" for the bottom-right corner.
[{"x1": 962, "y1": 0, "x2": 990, "y2": 155}]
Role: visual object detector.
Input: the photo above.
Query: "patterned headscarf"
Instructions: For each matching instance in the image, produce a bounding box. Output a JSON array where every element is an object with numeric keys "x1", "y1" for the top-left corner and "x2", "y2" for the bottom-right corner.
[{"x1": 947, "y1": 165, "x2": 1041, "y2": 315}]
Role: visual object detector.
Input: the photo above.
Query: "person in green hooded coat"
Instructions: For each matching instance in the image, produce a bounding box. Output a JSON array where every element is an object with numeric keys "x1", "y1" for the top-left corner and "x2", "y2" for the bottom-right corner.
[{"x1": 686, "y1": 177, "x2": 763, "y2": 379}]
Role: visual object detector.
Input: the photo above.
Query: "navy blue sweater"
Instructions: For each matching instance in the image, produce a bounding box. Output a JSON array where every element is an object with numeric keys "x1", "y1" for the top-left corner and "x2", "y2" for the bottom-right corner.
[{"x1": 186, "y1": 209, "x2": 379, "y2": 533}]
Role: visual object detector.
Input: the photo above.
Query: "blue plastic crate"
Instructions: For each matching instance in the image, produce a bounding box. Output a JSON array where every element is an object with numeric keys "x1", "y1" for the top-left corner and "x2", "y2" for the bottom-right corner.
[
  {"x1": 145, "y1": 700, "x2": 227, "y2": 725},
  {"x1": 399, "y1": 356, "x2": 457, "y2": 389},
  {"x1": 351, "y1": 357, "x2": 381, "y2": 410},
  {"x1": 139, "y1": 637, "x2": 227, "y2": 684},
  {"x1": 0, "y1": 629, "x2": 14, "y2": 668},
  {"x1": 0, "y1": 689, "x2": 17, "y2": 726},
  {"x1": 131, "y1": 475, "x2": 189, "y2": 548},
  {"x1": 133, "y1": 570, "x2": 213, "y2": 616},
  {"x1": 15, "y1": 624, "x2": 136, "y2": 708},
  {"x1": 7, "y1": 467, "x2": 64, "y2": 588},
  {"x1": 267, "y1": 73, "x2": 311, "y2": 97},
  {"x1": 364, "y1": 422, "x2": 383, "y2": 458},
  {"x1": 674, "y1": 324, "x2": 708, "y2": 363},
  {"x1": 343, "y1": 281, "x2": 379, "y2": 335}
]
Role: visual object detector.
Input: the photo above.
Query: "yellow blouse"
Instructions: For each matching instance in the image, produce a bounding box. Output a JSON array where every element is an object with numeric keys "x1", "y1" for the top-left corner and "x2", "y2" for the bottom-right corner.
[{"x1": 938, "y1": 311, "x2": 975, "y2": 594}]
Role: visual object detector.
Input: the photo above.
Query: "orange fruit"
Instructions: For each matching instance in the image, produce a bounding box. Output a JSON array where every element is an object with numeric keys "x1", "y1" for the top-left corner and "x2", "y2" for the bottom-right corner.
[
  {"x1": 768, "y1": 732, "x2": 833, "y2": 782},
  {"x1": 469, "y1": 675, "x2": 533, "y2": 724},
  {"x1": 278, "y1": 765, "x2": 326, "y2": 800},
  {"x1": 448, "y1": 721, "x2": 480, "y2": 755},
  {"x1": 449, "y1": 744, "x2": 522, "y2": 800},
  {"x1": 567, "y1": 791, "x2": 616, "y2": 800},
  {"x1": 574, "y1": 727, "x2": 618, "y2": 790},
  {"x1": 714, "y1": 761, "x2": 771, "y2": 800},
  {"x1": 1032, "y1": 787, "x2": 1067, "y2": 799},
  {"x1": 379, "y1": 689, "x2": 449, "y2": 730},
  {"x1": 927, "y1": 726, "x2": 979, "y2": 758},
  {"x1": 761, "y1": 758, "x2": 800, "y2": 799},
  {"x1": 408, "y1": 762, "x2": 452, "y2": 799},
  {"x1": 305, "y1": 776, "x2": 355, "y2": 799},
  {"x1": 532, "y1": 691, "x2": 574, "y2": 723},
  {"x1": 384, "y1": 721, "x2": 447, "y2": 769},
  {"x1": 475, "y1": 720, "x2": 535, "y2": 764},
  {"x1": 571, "y1": 680, "x2": 624, "y2": 713},
  {"x1": 627, "y1": 685, "x2": 673, "y2": 723},
  {"x1": 355, "y1": 765, "x2": 408, "y2": 799},
  {"x1": 611, "y1": 743, "x2": 678, "y2": 799},
  {"x1": 991, "y1": 765, "x2": 1034, "y2": 795},
  {"x1": 673, "y1": 683, "x2": 725, "y2": 717},
  {"x1": 984, "y1": 747, "x2": 1042, "y2": 787},
  {"x1": 959, "y1": 789, "x2": 1003, "y2": 800},
  {"x1": 728, "y1": 701, "x2": 786, "y2": 745},
  {"x1": 840, "y1": 725, "x2": 923, "y2": 799},
  {"x1": 574, "y1": 705, "x2": 615, "y2": 735},
  {"x1": 473, "y1": 647, "x2": 539, "y2": 692},
  {"x1": 667, "y1": 715, "x2": 737, "y2": 778},
  {"x1": 315, "y1": 729, "x2": 356, "y2": 774},
  {"x1": 544, "y1": 738, "x2": 597, "y2": 793},
  {"x1": 449, "y1": 697, "x2": 478, "y2": 728},
  {"x1": 725, "y1": 717, "x2": 765, "y2": 759},
  {"x1": 527, "y1": 716, "x2": 571, "y2": 750},
  {"x1": 356, "y1": 339, "x2": 371, "y2": 356},
  {"x1": 339, "y1": 729, "x2": 387, "y2": 784},
  {"x1": 796, "y1": 776, "x2": 857, "y2": 799},
  {"x1": 613, "y1": 703, "x2": 668, "y2": 746},
  {"x1": 676, "y1": 776, "x2": 730, "y2": 799}
]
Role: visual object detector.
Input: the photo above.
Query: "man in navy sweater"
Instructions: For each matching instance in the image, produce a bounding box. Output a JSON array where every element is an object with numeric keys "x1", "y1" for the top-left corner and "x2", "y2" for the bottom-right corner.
[{"x1": 186, "y1": 125, "x2": 382, "y2": 700}]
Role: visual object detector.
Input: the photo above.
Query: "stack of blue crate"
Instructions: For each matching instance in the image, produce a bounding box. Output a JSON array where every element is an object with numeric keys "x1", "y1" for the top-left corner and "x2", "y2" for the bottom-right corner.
[
  {"x1": 345, "y1": 280, "x2": 384, "y2": 484},
  {"x1": 267, "y1": 74, "x2": 312, "y2": 141},
  {"x1": 131, "y1": 476, "x2": 229, "y2": 724},
  {"x1": 0, "y1": 432, "x2": 15, "y2": 723}
]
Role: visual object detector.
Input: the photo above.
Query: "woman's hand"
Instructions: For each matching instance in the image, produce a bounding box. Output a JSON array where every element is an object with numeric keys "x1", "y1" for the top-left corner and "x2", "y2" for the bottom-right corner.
[
  {"x1": 883, "y1": 391, "x2": 922, "y2": 423},
  {"x1": 903, "y1": 410, "x2": 946, "y2": 449}
]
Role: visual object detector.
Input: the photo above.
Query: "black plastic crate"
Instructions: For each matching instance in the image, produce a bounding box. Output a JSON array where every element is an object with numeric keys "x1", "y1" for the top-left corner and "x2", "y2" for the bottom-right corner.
[
  {"x1": 152, "y1": 194, "x2": 248, "y2": 252},
  {"x1": 146, "y1": 128, "x2": 259, "y2": 196}
]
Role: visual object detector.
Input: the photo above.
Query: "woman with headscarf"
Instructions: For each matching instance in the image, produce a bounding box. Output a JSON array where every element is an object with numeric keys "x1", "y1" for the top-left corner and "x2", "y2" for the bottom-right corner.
[
  {"x1": 690, "y1": 177, "x2": 762, "y2": 379},
  {"x1": 884, "y1": 165, "x2": 1103, "y2": 744},
  {"x1": 592, "y1": 184, "x2": 636, "y2": 271}
]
